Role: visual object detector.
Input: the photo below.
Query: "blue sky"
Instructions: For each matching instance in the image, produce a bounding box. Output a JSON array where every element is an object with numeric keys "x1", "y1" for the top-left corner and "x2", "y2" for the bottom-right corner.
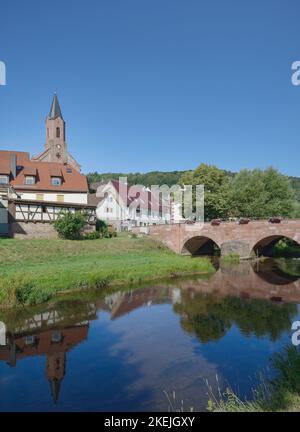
[{"x1": 0, "y1": 0, "x2": 299, "y2": 175}]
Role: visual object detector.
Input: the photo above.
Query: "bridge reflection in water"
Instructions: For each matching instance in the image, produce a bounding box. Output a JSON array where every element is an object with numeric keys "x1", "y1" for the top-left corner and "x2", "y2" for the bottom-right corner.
[{"x1": 0, "y1": 259, "x2": 299, "y2": 406}]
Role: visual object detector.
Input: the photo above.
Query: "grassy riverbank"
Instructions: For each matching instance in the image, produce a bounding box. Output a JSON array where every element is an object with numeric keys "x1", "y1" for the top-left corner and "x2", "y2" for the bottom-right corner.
[
  {"x1": 0, "y1": 235, "x2": 214, "y2": 307},
  {"x1": 208, "y1": 345, "x2": 300, "y2": 412}
]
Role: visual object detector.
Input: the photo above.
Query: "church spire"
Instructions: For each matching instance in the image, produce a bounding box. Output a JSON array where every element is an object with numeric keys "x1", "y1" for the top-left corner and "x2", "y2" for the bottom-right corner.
[
  {"x1": 32, "y1": 94, "x2": 81, "y2": 171},
  {"x1": 49, "y1": 378, "x2": 62, "y2": 404},
  {"x1": 49, "y1": 93, "x2": 63, "y2": 120}
]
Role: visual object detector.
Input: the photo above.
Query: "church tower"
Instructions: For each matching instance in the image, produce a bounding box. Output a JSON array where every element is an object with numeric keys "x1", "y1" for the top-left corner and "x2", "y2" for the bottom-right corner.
[
  {"x1": 46, "y1": 351, "x2": 66, "y2": 404},
  {"x1": 32, "y1": 94, "x2": 81, "y2": 171},
  {"x1": 45, "y1": 94, "x2": 67, "y2": 164}
]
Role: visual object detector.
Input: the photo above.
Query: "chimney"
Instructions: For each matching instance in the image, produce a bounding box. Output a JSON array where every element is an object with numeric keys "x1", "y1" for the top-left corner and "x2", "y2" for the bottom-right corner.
[{"x1": 10, "y1": 153, "x2": 16, "y2": 179}]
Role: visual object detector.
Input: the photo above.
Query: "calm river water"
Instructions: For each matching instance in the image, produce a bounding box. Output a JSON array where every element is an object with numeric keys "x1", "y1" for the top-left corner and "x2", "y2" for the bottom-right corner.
[{"x1": 0, "y1": 258, "x2": 300, "y2": 412}]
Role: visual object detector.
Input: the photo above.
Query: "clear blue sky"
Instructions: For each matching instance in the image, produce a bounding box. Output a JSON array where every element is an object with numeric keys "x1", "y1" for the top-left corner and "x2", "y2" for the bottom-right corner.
[{"x1": 0, "y1": 0, "x2": 299, "y2": 176}]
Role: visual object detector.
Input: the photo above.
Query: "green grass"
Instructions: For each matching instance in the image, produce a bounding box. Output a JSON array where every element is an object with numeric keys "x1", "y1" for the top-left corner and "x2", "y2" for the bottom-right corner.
[
  {"x1": 208, "y1": 345, "x2": 300, "y2": 412},
  {"x1": 220, "y1": 253, "x2": 240, "y2": 264},
  {"x1": 0, "y1": 235, "x2": 214, "y2": 307}
]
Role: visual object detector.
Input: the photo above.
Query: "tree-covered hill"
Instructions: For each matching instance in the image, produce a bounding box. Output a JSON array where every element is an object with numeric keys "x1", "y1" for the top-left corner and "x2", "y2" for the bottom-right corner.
[
  {"x1": 87, "y1": 169, "x2": 300, "y2": 205},
  {"x1": 87, "y1": 170, "x2": 188, "y2": 189}
]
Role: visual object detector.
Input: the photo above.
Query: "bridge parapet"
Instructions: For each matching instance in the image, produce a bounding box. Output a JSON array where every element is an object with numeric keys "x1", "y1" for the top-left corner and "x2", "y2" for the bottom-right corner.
[{"x1": 140, "y1": 219, "x2": 300, "y2": 258}]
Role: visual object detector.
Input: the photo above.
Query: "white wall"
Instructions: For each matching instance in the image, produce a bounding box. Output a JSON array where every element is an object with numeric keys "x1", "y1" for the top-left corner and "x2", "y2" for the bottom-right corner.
[{"x1": 19, "y1": 192, "x2": 88, "y2": 204}]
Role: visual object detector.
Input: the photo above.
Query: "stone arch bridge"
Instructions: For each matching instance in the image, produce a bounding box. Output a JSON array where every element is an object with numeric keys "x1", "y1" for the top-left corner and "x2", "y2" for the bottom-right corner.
[{"x1": 140, "y1": 220, "x2": 300, "y2": 258}]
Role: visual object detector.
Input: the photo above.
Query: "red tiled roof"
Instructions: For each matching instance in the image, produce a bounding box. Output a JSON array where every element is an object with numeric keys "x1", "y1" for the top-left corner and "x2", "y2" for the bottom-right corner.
[
  {"x1": 95, "y1": 179, "x2": 170, "y2": 212},
  {"x1": 0, "y1": 150, "x2": 88, "y2": 192},
  {"x1": 49, "y1": 167, "x2": 62, "y2": 177},
  {"x1": 23, "y1": 166, "x2": 37, "y2": 176},
  {"x1": 0, "y1": 163, "x2": 11, "y2": 175}
]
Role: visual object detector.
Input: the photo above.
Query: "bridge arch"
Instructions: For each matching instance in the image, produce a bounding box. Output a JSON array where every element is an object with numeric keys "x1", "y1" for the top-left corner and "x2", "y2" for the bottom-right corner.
[
  {"x1": 181, "y1": 236, "x2": 220, "y2": 256},
  {"x1": 251, "y1": 235, "x2": 300, "y2": 257}
]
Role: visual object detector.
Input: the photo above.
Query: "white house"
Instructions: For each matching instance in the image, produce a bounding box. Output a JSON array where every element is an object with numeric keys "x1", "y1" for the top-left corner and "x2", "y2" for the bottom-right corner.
[{"x1": 90, "y1": 179, "x2": 184, "y2": 231}]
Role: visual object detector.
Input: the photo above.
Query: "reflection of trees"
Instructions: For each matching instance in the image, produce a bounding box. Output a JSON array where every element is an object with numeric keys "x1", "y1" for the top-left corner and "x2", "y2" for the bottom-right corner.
[
  {"x1": 275, "y1": 259, "x2": 300, "y2": 278},
  {"x1": 174, "y1": 293, "x2": 298, "y2": 343},
  {"x1": 252, "y1": 258, "x2": 300, "y2": 285}
]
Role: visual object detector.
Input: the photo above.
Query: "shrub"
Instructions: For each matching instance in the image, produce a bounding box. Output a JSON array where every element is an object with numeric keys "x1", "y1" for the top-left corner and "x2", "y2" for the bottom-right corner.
[
  {"x1": 108, "y1": 225, "x2": 117, "y2": 238},
  {"x1": 96, "y1": 219, "x2": 107, "y2": 232},
  {"x1": 84, "y1": 231, "x2": 101, "y2": 240},
  {"x1": 53, "y1": 212, "x2": 86, "y2": 240},
  {"x1": 96, "y1": 219, "x2": 110, "y2": 238}
]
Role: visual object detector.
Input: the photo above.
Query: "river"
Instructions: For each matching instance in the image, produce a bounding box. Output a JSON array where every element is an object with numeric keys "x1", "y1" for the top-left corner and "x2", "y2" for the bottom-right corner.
[{"x1": 0, "y1": 258, "x2": 299, "y2": 412}]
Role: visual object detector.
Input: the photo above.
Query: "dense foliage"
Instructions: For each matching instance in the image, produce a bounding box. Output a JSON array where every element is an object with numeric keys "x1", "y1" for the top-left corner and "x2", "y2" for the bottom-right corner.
[
  {"x1": 180, "y1": 163, "x2": 230, "y2": 220},
  {"x1": 87, "y1": 170, "x2": 186, "y2": 189},
  {"x1": 227, "y1": 168, "x2": 297, "y2": 218},
  {"x1": 87, "y1": 166, "x2": 300, "y2": 220},
  {"x1": 53, "y1": 212, "x2": 86, "y2": 240}
]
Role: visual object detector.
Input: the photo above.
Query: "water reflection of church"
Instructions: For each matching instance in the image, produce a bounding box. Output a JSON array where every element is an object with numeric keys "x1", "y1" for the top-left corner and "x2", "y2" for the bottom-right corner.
[
  {"x1": 1, "y1": 326, "x2": 89, "y2": 402},
  {"x1": 0, "y1": 288, "x2": 177, "y2": 404},
  {"x1": 1, "y1": 261, "x2": 299, "y2": 405},
  {"x1": 0, "y1": 304, "x2": 97, "y2": 403}
]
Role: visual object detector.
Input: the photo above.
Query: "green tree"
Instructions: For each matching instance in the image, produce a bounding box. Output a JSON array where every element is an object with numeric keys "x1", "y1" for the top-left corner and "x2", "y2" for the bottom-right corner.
[
  {"x1": 180, "y1": 163, "x2": 230, "y2": 220},
  {"x1": 53, "y1": 212, "x2": 86, "y2": 240},
  {"x1": 228, "y1": 167, "x2": 296, "y2": 218}
]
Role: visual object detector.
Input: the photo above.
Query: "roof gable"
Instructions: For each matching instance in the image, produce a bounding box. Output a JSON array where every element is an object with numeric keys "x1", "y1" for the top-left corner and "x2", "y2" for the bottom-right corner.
[{"x1": 0, "y1": 150, "x2": 88, "y2": 192}]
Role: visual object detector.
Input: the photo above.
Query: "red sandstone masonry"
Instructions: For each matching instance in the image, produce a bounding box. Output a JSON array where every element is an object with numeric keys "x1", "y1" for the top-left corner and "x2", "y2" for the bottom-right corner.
[{"x1": 141, "y1": 220, "x2": 300, "y2": 258}]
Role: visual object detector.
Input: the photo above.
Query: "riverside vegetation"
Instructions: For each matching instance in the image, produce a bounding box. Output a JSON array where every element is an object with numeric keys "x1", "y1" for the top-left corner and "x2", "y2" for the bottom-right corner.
[
  {"x1": 208, "y1": 345, "x2": 300, "y2": 412},
  {"x1": 0, "y1": 235, "x2": 214, "y2": 308}
]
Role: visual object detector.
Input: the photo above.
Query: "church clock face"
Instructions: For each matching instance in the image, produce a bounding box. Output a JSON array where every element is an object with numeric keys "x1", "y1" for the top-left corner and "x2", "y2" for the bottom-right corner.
[{"x1": 56, "y1": 144, "x2": 61, "y2": 150}]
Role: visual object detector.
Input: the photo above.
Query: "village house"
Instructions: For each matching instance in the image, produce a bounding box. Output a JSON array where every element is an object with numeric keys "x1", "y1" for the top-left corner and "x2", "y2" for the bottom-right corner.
[
  {"x1": 0, "y1": 95, "x2": 96, "y2": 238},
  {"x1": 89, "y1": 179, "x2": 184, "y2": 231}
]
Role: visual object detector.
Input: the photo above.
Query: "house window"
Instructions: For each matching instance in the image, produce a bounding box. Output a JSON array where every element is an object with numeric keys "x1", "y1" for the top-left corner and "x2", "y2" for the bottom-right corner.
[
  {"x1": 25, "y1": 335, "x2": 36, "y2": 346},
  {"x1": 51, "y1": 177, "x2": 62, "y2": 186},
  {"x1": 56, "y1": 127, "x2": 60, "y2": 138},
  {"x1": 0, "y1": 175, "x2": 8, "y2": 184},
  {"x1": 57, "y1": 195, "x2": 64, "y2": 202},
  {"x1": 36, "y1": 194, "x2": 44, "y2": 201},
  {"x1": 25, "y1": 176, "x2": 35, "y2": 185},
  {"x1": 51, "y1": 331, "x2": 62, "y2": 343}
]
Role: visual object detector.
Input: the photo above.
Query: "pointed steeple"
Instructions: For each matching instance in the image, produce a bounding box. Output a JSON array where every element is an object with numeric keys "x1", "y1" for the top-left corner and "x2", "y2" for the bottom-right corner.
[
  {"x1": 48, "y1": 93, "x2": 63, "y2": 120},
  {"x1": 32, "y1": 94, "x2": 81, "y2": 171},
  {"x1": 49, "y1": 378, "x2": 62, "y2": 404}
]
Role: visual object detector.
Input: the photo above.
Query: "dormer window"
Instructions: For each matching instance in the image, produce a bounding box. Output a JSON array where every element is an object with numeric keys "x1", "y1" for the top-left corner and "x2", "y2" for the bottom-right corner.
[
  {"x1": 51, "y1": 176, "x2": 62, "y2": 186},
  {"x1": 23, "y1": 166, "x2": 37, "y2": 185},
  {"x1": 49, "y1": 167, "x2": 63, "y2": 187},
  {"x1": 25, "y1": 175, "x2": 36, "y2": 185}
]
